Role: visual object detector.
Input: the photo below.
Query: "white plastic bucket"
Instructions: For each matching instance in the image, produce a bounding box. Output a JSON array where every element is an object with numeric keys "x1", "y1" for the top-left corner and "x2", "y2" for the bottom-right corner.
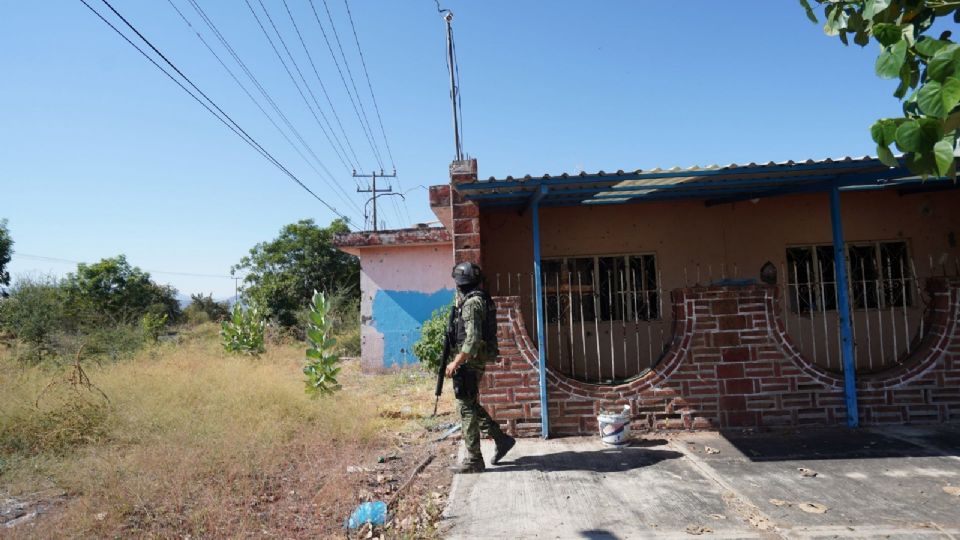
[{"x1": 597, "y1": 413, "x2": 631, "y2": 446}]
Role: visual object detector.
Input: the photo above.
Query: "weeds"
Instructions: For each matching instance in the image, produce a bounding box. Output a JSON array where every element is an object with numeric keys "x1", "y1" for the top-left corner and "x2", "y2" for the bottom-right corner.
[{"x1": 0, "y1": 324, "x2": 441, "y2": 538}]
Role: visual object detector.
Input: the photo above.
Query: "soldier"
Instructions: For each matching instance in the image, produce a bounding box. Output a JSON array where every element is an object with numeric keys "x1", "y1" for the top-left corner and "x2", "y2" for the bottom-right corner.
[{"x1": 446, "y1": 261, "x2": 516, "y2": 473}]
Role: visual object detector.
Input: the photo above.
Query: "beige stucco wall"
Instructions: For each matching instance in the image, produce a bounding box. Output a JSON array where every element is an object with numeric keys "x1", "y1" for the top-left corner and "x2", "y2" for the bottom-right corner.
[
  {"x1": 481, "y1": 189, "x2": 959, "y2": 286},
  {"x1": 479, "y1": 188, "x2": 960, "y2": 374}
]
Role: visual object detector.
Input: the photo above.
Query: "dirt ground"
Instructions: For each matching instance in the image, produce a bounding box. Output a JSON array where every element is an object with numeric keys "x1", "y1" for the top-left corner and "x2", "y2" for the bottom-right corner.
[
  {"x1": 1, "y1": 410, "x2": 460, "y2": 540},
  {"x1": 0, "y1": 348, "x2": 464, "y2": 539}
]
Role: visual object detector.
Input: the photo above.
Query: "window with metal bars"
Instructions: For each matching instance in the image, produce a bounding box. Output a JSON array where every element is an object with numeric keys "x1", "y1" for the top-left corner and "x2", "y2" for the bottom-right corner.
[
  {"x1": 785, "y1": 241, "x2": 912, "y2": 314},
  {"x1": 542, "y1": 254, "x2": 659, "y2": 323}
]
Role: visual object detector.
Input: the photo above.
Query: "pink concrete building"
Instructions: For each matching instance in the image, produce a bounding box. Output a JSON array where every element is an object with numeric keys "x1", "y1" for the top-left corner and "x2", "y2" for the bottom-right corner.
[{"x1": 334, "y1": 227, "x2": 453, "y2": 372}]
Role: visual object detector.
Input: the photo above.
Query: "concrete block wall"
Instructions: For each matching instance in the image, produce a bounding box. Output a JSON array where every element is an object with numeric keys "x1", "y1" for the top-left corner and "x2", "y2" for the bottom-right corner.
[{"x1": 481, "y1": 279, "x2": 960, "y2": 437}]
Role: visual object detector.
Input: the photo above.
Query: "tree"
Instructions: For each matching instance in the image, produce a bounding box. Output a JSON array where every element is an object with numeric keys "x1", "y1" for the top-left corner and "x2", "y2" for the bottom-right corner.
[
  {"x1": 0, "y1": 276, "x2": 63, "y2": 362},
  {"x1": 0, "y1": 219, "x2": 13, "y2": 294},
  {"x1": 183, "y1": 293, "x2": 230, "y2": 324},
  {"x1": 232, "y1": 219, "x2": 359, "y2": 327},
  {"x1": 800, "y1": 0, "x2": 960, "y2": 178},
  {"x1": 61, "y1": 255, "x2": 181, "y2": 327}
]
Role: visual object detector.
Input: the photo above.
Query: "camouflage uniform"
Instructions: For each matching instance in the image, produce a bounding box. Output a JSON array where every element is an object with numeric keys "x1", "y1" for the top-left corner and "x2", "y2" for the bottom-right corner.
[{"x1": 455, "y1": 290, "x2": 506, "y2": 466}]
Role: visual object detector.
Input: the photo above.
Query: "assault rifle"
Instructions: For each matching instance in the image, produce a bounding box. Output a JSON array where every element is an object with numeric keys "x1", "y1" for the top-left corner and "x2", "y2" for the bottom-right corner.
[{"x1": 432, "y1": 303, "x2": 458, "y2": 417}]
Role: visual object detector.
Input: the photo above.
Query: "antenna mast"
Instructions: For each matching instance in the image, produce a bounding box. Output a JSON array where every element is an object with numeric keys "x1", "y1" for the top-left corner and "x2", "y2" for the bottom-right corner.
[{"x1": 442, "y1": 10, "x2": 462, "y2": 161}]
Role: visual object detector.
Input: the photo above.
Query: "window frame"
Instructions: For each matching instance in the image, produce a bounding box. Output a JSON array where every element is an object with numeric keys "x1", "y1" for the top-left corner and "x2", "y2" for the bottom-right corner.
[
  {"x1": 541, "y1": 252, "x2": 661, "y2": 323},
  {"x1": 785, "y1": 240, "x2": 914, "y2": 314}
]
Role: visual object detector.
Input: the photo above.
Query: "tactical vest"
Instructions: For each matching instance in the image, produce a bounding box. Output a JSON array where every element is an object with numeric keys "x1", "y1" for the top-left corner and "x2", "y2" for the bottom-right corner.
[{"x1": 454, "y1": 290, "x2": 499, "y2": 358}]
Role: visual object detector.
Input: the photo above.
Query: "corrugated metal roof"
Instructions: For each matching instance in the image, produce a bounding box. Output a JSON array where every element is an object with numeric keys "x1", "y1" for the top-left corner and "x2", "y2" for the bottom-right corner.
[{"x1": 453, "y1": 155, "x2": 942, "y2": 207}]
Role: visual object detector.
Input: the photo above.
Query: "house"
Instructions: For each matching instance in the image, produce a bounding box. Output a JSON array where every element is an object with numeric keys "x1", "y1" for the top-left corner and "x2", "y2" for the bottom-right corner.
[
  {"x1": 429, "y1": 156, "x2": 960, "y2": 437},
  {"x1": 334, "y1": 226, "x2": 453, "y2": 372}
]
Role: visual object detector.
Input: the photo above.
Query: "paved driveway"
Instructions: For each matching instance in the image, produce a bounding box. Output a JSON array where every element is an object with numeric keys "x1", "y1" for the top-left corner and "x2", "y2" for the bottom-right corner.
[{"x1": 442, "y1": 425, "x2": 960, "y2": 539}]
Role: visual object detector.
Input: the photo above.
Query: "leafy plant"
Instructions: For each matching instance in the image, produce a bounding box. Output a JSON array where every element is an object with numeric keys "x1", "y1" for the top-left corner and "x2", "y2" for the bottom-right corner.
[
  {"x1": 303, "y1": 291, "x2": 341, "y2": 397},
  {"x1": 800, "y1": 0, "x2": 960, "y2": 178},
  {"x1": 140, "y1": 312, "x2": 168, "y2": 343},
  {"x1": 220, "y1": 304, "x2": 265, "y2": 356},
  {"x1": 413, "y1": 303, "x2": 452, "y2": 373}
]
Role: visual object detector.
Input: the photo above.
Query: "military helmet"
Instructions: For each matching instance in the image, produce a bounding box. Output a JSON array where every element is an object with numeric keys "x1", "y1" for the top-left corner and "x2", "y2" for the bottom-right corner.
[{"x1": 452, "y1": 262, "x2": 482, "y2": 286}]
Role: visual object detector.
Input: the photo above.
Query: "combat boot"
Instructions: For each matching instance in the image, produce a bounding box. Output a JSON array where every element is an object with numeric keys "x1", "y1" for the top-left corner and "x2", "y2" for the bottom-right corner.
[
  {"x1": 491, "y1": 435, "x2": 516, "y2": 465},
  {"x1": 451, "y1": 460, "x2": 486, "y2": 474}
]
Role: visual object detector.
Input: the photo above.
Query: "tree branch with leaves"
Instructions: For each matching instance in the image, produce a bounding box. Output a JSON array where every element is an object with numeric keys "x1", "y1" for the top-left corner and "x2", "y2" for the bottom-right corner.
[{"x1": 801, "y1": 0, "x2": 960, "y2": 177}]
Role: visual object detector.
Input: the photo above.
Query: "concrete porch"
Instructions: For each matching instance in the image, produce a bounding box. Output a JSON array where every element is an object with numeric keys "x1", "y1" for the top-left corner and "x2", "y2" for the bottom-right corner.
[{"x1": 443, "y1": 425, "x2": 960, "y2": 539}]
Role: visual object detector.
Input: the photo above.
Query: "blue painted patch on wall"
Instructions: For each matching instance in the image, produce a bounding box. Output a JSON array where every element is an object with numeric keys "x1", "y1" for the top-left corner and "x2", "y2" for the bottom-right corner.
[{"x1": 371, "y1": 289, "x2": 455, "y2": 368}]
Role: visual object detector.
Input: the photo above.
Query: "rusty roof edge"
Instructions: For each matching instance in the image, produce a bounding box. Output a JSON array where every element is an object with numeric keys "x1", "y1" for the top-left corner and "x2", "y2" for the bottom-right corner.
[{"x1": 333, "y1": 227, "x2": 452, "y2": 249}]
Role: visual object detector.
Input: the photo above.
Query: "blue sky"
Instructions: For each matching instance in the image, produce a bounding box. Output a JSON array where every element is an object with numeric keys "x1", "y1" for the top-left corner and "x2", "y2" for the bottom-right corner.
[{"x1": 1, "y1": 1, "x2": 903, "y2": 298}]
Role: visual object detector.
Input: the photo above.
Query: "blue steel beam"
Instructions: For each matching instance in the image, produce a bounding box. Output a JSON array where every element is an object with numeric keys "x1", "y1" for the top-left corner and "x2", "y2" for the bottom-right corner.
[
  {"x1": 830, "y1": 186, "x2": 860, "y2": 428},
  {"x1": 531, "y1": 185, "x2": 550, "y2": 439}
]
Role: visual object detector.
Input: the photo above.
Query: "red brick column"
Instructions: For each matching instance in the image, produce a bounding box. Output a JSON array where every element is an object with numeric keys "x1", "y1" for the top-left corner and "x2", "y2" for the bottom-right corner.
[{"x1": 449, "y1": 159, "x2": 481, "y2": 265}]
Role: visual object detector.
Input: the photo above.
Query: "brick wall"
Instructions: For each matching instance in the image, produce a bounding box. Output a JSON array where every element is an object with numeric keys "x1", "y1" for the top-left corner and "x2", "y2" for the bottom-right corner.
[{"x1": 481, "y1": 279, "x2": 960, "y2": 437}]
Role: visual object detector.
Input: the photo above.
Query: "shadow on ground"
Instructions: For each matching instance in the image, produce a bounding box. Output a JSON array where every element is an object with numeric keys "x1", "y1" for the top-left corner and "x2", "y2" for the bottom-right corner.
[
  {"x1": 579, "y1": 530, "x2": 621, "y2": 539},
  {"x1": 720, "y1": 424, "x2": 960, "y2": 462},
  {"x1": 488, "y1": 445, "x2": 682, "y2": 473}
]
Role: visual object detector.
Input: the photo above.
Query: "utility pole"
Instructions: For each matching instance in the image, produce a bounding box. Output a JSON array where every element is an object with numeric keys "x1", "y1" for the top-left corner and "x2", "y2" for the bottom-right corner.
[{"x1": 355, "y1": 169, "x2": 396, "y2": 231}]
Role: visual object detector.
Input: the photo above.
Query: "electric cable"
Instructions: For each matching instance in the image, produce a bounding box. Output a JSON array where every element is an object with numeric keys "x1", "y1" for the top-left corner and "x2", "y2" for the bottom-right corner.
[
  {"x1": 78, "y1": 0, "x2": 358, "y2": 226},
  {"x1": 244, "y1": 0, "x2": 354, "y2": 176},
  {"x1": 318, "y1": 0, "x2": 385, "y2": 171},
  {"x1": 16, "y1": 253, "x2": 238, "y2": 280},
  {"x1": 342, "y1": 0, "x2": 396, "y2": 172},
  {"x1": 280, "y1": 0, "x2": 363, "y2": 172},
  {"x1": 182, "y1": 0, "x2": 359, "y2": 216},
  {"x1": 165, "y1": 0, "x2": 349, "y2": 212}
]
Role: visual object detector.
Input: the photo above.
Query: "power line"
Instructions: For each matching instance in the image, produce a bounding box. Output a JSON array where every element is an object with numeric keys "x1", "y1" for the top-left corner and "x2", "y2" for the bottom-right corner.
[
  {"x1": 248, "y1": 0, "x2": 354, "y2": 175},
  {"x1": 241, "y1": 0, "x2": 365, "y2": 218},
  {"x1": 77, "y1": 0, "x2": 356, "y2": 227},
  {"x1": 165, "y1": 0, "x2": 354, "y2": 217},
  {"x1": 16, "y1": 253, "x2": 237, "y2": 280},
  {"x1": 180, "y1": 0, "x2": 361, "y2": 219},
  {"x1": 317, "y1": 0, "x2": 385, "y2": 171},
  {"x1": 341, "y1": 0, "x2": 410, "y2": 227},
  {"x1": 280, "y1": 0, "x2": 363, "y2": 171},
  {"x1": 324, "y1": 0, "x2": 410, "y2": 227},
  {"x1": 342, "y1": 0, "x2": 396, "y2": 172}
]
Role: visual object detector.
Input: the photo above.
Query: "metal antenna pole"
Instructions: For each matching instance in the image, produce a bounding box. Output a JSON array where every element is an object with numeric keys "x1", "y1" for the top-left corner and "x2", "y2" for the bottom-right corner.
[
  {"x1": 443, "y1": 11, "x2": 462, "y2": 161},
  {"x1": 355, "y1": 169, "x2": 396, "y2": 231}
]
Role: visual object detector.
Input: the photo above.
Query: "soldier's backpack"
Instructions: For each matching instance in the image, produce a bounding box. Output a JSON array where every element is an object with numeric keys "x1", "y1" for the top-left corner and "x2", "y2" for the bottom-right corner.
[{"x1": 458, "y1": 289, "x2": 499, "y2": 359}]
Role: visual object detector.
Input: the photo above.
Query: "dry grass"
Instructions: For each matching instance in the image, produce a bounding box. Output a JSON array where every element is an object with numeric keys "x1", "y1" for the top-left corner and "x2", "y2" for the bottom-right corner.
[{"x1": 0, "y1": 324, "x2": 448, "y2": 538}]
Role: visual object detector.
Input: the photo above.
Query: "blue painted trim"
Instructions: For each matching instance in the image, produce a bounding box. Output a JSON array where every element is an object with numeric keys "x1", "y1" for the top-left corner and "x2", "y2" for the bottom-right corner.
[
  {"x1": 531, "y1": 185, "x2": 550, "y2": 439},
  {"x1": 830, "y1": 186, "x2": 859, "y2": 428}
]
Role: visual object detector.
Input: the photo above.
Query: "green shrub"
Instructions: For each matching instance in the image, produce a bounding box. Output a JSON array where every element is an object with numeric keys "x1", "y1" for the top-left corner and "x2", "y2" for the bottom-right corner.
[
  {"x1": 183, "y1": 293, "x2": 230, "y2": 325},
  {"x1": 220, "y1": 304, "x2": 265, "y2": 356},
  {"x1": 140, "y1": 312, "x2": 168, "y2": 343},
  {"x1": 0, "y1": 276, "x2": 65, "y2": 363},
  {"x1": 413, "y1": 304, "x2": 452, "y2": 372},
  {"x1": 303, "y1": 291, "x2": 341, "y2": 397}
]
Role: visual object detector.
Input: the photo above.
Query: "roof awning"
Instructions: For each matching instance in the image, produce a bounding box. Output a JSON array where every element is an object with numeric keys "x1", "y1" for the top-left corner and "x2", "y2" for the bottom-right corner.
[{"x1": 453, "y1": 156, "x2": 955, "y2": 208}]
